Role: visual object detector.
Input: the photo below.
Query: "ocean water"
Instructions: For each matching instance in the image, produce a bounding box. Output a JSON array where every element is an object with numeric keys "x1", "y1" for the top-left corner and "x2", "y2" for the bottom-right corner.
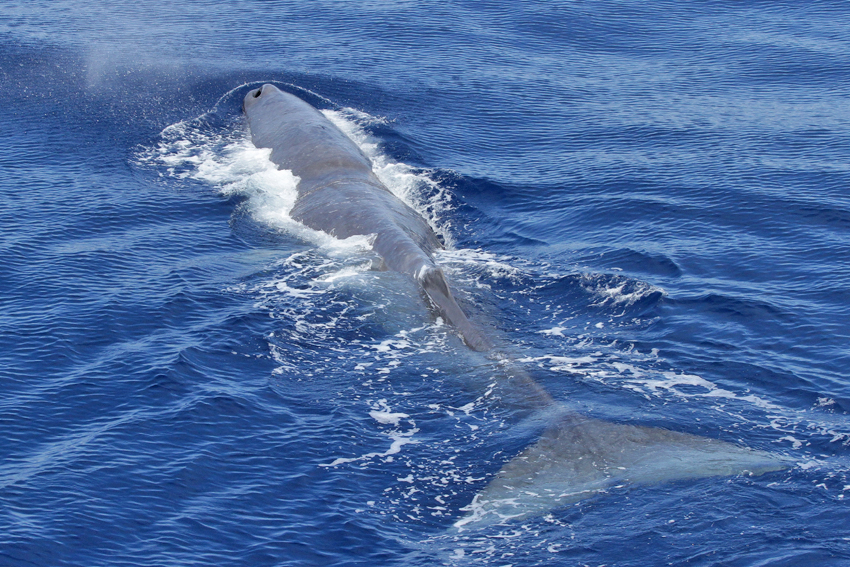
[{"x1": 1, "y1": 1, "x2": 849, "y2": 565}]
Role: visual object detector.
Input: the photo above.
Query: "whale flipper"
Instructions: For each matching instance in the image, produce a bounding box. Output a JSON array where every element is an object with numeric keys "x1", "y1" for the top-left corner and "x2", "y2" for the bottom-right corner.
[{"x1": 455, "y1": 411, "x2": 788, "y2": 530}]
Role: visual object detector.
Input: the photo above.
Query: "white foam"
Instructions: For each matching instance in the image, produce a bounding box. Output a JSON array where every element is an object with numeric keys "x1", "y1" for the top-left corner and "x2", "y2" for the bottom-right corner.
[
  {"x1": 370, "y1": 410, "x2": 410, "y2": 426},
  {"x1": 539, "y1": 327, "x2": 567, "y2": 337},
  {"x1": 141, "y1": 102, "x2": 454, "y2": 254},
  {"x1": 579, "y1": 273, "x2": 665, "y2": 309},
  {"x1": 319, "y1": 431, "x2": 419, "y2": 468},
  {"x1": 321, "y1": 399, "x2": 419, "y2": 467},
  {"x1": 436, "y1": 249, "x2": 524, "y2": 281},
  {"x1": 316, "y1": 263, "x2": 374, "y2": 283},
  {"x1": 323, "y1": 108, "x2": 456, "y2": 246},
  {"x1": 778, "y1": 436, "x2": 804, "y2": 449}
]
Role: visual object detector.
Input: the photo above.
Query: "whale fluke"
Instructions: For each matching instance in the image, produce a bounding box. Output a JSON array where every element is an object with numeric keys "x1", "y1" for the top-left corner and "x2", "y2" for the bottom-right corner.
[{"x1": 455, "y1": 410, "x2": 788, "y2": 530}]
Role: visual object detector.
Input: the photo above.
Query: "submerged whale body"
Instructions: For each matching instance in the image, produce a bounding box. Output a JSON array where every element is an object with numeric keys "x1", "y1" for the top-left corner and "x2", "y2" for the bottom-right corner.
[{"x1": 242, "y1": 84, "x2": 787, "y2": 529}]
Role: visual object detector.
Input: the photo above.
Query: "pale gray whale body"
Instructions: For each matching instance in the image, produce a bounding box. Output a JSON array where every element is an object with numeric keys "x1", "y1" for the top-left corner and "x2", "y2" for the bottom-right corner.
[
  {"x1": 243, "y1": 83, "x2": 490, "y2": 351},
  {"x1": 243, "y1": 84, "x2": 787, "y2": 529}
]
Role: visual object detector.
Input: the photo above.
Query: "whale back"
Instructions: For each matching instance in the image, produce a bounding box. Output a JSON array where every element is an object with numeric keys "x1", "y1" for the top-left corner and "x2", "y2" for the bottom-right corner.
[
  {"x1": 243, "y1": 84, "x2": 378, "y2": 193},
  {"x1": 243, "y1": 85, "x2": 491, "y2": 351}
]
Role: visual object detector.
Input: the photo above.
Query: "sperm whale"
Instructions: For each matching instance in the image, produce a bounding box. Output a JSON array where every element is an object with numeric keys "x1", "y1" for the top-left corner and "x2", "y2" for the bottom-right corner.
[{"x1": 242, "y1": 84, "x2": 787, "y2": 529}]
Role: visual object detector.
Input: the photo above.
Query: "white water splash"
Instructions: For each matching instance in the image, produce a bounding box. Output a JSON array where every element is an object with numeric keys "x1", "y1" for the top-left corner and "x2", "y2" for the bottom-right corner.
[
  {"x1": 323, "y1": 107, "x2": 456, "y2": 247},
  {"x1": 320, "y1": 397, "x2": 420, "y2": 468},
  {"x1": 139, "y1": 101, "x2": 455, "y2": 253}
]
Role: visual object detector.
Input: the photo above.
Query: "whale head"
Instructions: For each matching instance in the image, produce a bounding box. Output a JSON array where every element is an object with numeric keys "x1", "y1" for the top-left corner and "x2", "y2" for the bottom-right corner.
[{"x1": 242, "y1": 83, "x2": 281, "y2": 114}]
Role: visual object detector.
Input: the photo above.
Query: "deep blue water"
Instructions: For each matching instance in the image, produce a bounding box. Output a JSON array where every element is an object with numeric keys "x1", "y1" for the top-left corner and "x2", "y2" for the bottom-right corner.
[{"x1": 2, "y1": 1, "x2": 849, "y2": 565}]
